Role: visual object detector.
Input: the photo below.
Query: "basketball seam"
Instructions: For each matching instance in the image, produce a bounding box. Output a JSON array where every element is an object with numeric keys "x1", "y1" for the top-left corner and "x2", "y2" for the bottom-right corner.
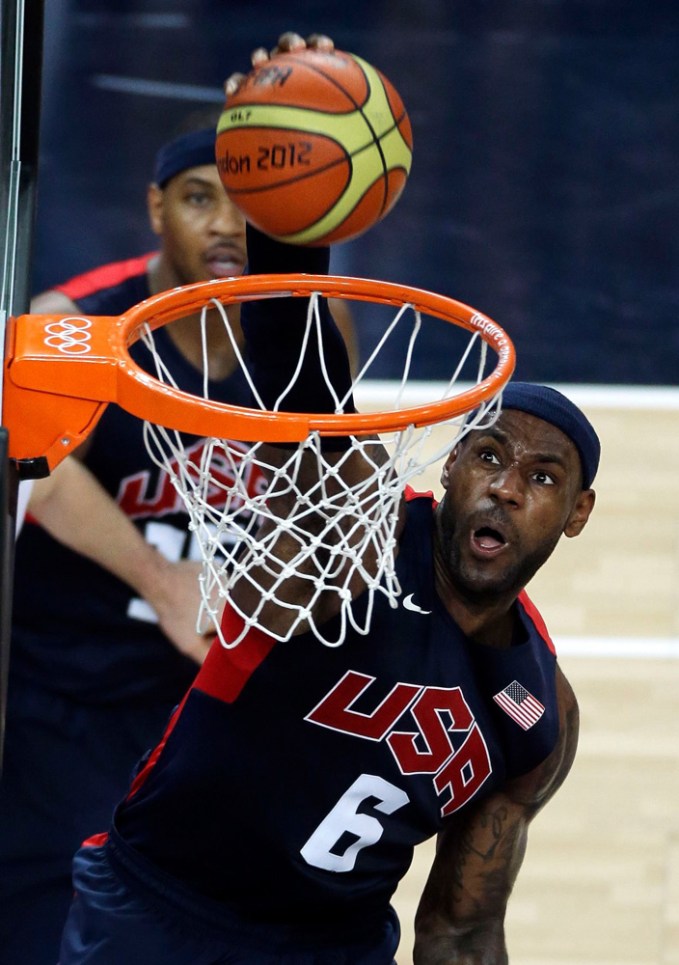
[
  {"x1": 356, "y1": 69, "x2": 389, "y2": 214},
  {"x1": 272, "y1": 52, "x2": 369, "y2": 114},
  {"x1": 218, "y1": 116, "x2": 405, "y2": 158},
  {"x1": 351, "y1": 58, "x2": 409, "y2": 217}
]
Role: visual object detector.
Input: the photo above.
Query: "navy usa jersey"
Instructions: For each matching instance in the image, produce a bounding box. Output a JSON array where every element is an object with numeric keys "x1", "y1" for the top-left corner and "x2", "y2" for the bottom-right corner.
[
  {"x1": 110, "y1": 493, "x2": 560, "y2": 930},
  {"x1": 12, "y1": 256, "x2": 252, "y2": 702}
]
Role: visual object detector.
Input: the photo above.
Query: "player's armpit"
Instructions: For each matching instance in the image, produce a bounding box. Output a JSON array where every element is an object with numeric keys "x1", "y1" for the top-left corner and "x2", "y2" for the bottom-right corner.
[{"x1": 413, "y1": 667, "x2": 579, "y2": 964}]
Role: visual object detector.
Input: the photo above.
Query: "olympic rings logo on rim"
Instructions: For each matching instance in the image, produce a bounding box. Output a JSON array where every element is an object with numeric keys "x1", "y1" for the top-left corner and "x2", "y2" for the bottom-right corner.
[{"x1": 44, "y1": 316, "x2": 93, "y2": 355}]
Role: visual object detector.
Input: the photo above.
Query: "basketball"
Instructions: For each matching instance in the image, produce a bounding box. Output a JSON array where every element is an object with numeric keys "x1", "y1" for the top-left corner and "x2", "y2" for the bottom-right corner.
[{"x1": 215, "y1": 48, "x2": 413, "y2": 245}]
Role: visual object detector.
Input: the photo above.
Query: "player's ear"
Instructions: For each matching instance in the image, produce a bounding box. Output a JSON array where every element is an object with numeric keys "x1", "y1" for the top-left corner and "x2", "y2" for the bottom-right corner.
[
  {"x1": 564, "y1": 488, "x2": 596, "y2": 538},
  {"x1": 440, "y1": 445, "x2": 461, "y2": 489},
  {"x1": 147, "y1": 183, "x2": 164, "y2": 236}
]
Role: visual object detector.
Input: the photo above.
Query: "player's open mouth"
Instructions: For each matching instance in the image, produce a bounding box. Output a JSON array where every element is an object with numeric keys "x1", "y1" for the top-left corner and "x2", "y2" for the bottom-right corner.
[
  {"x1": 206, "y1": 246, "x2": 246, "y2": 278},
  {"x1": 470, "y1": 526, "x2": 507, "y2": 558}
]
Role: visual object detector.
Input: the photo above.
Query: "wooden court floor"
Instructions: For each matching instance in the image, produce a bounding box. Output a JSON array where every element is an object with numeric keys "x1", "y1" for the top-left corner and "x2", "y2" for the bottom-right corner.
[{"x1": 388, "y1": 390, "x2": 679, "y2": 965}]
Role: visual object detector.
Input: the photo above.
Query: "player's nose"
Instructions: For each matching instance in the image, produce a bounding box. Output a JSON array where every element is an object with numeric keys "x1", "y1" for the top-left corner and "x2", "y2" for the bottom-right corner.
[
  {"x1": 211, "y1": 196, "x2": 246, "y2": 236},
  {"x1": 488, "y1": 465, "x2": 525, "y2": 507}
]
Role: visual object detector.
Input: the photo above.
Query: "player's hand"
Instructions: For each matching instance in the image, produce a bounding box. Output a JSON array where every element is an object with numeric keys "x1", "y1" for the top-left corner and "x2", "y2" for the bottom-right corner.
[
  {"x1": 224, "y1": 32, "x2": 335, "y2": 97},
  {"x1": 141, "y1": 557, "x2": 220, "y2": 665}
]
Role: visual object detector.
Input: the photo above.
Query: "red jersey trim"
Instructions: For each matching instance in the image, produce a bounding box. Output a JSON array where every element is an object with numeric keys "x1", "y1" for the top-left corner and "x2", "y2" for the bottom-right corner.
[
  {"x1": 193, "y1": 606, "x2": 277, "y2": 703},
  {"x1": 405, "y1": 485, "x2": 435, "y2": 503},
  {"x1": 122, "y1": 609, "x2": 275, "y2": 803},
  {"x1": 124, "y1": 690, "x2": 191, "y2": 802},
  {"x1": 82, "y1": 830, "x2": 109, "y2": 848},
  {"x1": 518, "y1": 590, "x2": 556, "y2": 655},
  {"x1": 55, "y1": 252, "x2": 157, "y2": 301}
]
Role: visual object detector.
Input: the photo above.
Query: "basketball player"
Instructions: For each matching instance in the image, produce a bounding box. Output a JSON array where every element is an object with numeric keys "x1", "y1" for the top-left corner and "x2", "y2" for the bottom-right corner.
[
  {"x1": 0, "y1": 109, "x2": 348, "y2": 964},
  {"x1": 56, "y1": 227, "x2": 599, "y2": 965},
  {"x1": 55, "y1": 34, "x2": 599, "y2": 965}
]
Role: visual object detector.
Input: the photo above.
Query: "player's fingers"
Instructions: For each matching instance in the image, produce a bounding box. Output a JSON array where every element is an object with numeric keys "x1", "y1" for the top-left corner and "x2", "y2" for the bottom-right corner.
[
  {"x1": 224, "y1": 71, "x2": 246, "y2": 98},
  {"x1": 239, "y1": 32, "x2": 332, "y2": 88},
  {"x1": 251, "y1": 46, "x2": 270, "y2": 67},
  {"x1": 251, "y1": 32, "x2": 325, "y2": 67},
  {"x1": 306, "y1": 33, "x2": 334, "y2": 51},
  {"x1": 273, "y1": 31, "x2": 306, "y2": 55}
]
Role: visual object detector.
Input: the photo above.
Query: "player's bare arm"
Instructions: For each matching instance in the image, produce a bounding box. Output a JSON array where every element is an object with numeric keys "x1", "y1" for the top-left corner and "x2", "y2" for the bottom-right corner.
[
  {"x1": 230, "y1": 431, "x2": 393, "y2": 639},
  {"x1": 413, "y1": 666, "x2": 579, "y2": 964},
  {"x1": 28, "y1": 457, "x2": 214, "y2": 664}
]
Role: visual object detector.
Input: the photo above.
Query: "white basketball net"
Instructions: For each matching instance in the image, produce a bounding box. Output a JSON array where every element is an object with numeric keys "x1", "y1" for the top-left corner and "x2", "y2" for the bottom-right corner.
[{"x1": 140, "y1": 289, "x2": 504, "y2": 648}]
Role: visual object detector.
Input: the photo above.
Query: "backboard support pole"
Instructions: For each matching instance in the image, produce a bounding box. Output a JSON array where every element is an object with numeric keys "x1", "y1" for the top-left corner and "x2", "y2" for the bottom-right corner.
[{"x1": 0, "y1": 0, "x2": 46, "y2": 773}]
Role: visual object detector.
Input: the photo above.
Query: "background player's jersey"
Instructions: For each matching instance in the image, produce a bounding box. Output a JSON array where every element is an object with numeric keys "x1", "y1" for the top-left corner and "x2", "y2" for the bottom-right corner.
[
  {"x1": 11, "y1": 257, "x2": 251, "y2": 702},
  {"x1": 111, "y1": 494, "x2": 560, "y2": 930}
]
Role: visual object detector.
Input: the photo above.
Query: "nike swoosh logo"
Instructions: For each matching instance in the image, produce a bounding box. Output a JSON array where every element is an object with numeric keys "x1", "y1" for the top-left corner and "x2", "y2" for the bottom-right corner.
[{"x1": 403, "y1": 593, "x2": 432, "y2": 615}]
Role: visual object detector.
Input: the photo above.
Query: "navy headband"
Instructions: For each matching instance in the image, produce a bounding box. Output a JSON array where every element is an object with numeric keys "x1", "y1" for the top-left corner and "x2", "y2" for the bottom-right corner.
[
  {"x1": 500, "y1": 382, "x2": 600, "y2": 489},
  {"x1": 153, "y1": 127, "x2": 217, "y2": 187}
]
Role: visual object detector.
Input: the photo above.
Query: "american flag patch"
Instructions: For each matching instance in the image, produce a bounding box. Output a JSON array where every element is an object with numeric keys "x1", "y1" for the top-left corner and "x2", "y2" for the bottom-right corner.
[{"x1": 493, "y1": 680, "x2": 545, "y2": 731}]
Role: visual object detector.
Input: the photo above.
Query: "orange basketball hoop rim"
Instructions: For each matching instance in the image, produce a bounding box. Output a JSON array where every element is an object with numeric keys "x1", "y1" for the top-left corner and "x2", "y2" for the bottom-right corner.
[{"x1": 2, "y1": 273, "x2": 515, "y2": 472}]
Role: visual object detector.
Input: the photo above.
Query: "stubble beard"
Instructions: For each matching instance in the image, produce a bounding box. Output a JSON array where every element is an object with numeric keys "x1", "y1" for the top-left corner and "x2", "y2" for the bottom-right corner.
[{"x1": 440, "y1": 516, "x2": 561, "y2": 604}]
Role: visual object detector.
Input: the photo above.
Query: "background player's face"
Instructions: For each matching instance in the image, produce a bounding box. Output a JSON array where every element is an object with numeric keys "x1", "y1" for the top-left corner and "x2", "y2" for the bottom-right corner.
[
  {"x1": 148, "y1": 165, "x2": 247, "y2": 286},
  {"x1": 437, "y1": 409, "x2": 594, "y2": 599}
]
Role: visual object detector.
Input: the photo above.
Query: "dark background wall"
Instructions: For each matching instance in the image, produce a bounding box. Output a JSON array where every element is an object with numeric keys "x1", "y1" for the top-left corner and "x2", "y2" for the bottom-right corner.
[{"x1": 33, "y1": 0, "x2": 679, "y2": 383}]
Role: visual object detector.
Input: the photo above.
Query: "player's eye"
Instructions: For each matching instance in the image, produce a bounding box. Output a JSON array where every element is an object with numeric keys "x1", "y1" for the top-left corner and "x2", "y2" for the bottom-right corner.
[
  {"x1": 532, "y1": 470, "x2": 555, "y2": 485},
  {"x1": 479, "y1": 449, "x2": 500, "y2": 465},
  {"x1": 186, "y1": 191, "x2": 211, "y2": 207}
]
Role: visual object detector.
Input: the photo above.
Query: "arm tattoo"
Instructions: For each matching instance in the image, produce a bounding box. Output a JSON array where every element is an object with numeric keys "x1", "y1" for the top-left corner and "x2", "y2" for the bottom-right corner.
[{"x1": 451, "y1": 802, "x2": 524, "y2": 915}]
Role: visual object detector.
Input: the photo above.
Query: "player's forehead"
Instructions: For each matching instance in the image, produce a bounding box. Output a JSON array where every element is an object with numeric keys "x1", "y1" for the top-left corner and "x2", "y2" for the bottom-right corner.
[
  {"x1": 166, "y1": 164, "x2": 222, "y2": 188},
  {"x1": 470, "y1": 409, "x2": 580, "y2": 466}
]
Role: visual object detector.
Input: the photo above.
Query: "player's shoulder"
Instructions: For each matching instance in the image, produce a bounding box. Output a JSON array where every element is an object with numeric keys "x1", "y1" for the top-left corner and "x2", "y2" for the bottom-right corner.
[
  {"x1": 504, "y1": 662, "x2": 578, "y2": 811},
  {"x1": 54, "y1": 252, "x2": 156, "y2": 302},
  {"x1": 30, "y1": 253, "x2": 157, "y2": 315},
  {"x1": 509, "y1": 590, "x2": 578, "y2": 803},
  {"x1": 516, "y1": 589, "x2": 556, "y2": 654},
  {"x1": 31, "y1": 253, "x2": 158, "y2": 318},
  {"x1": 29, "y1": 288, "x2": 79, "y2": 314}
]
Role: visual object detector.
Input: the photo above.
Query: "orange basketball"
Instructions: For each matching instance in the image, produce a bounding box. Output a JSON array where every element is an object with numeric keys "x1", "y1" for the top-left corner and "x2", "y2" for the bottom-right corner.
[{"x1": 216, "y1": 48, "x2": 413, "y2": 245}]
